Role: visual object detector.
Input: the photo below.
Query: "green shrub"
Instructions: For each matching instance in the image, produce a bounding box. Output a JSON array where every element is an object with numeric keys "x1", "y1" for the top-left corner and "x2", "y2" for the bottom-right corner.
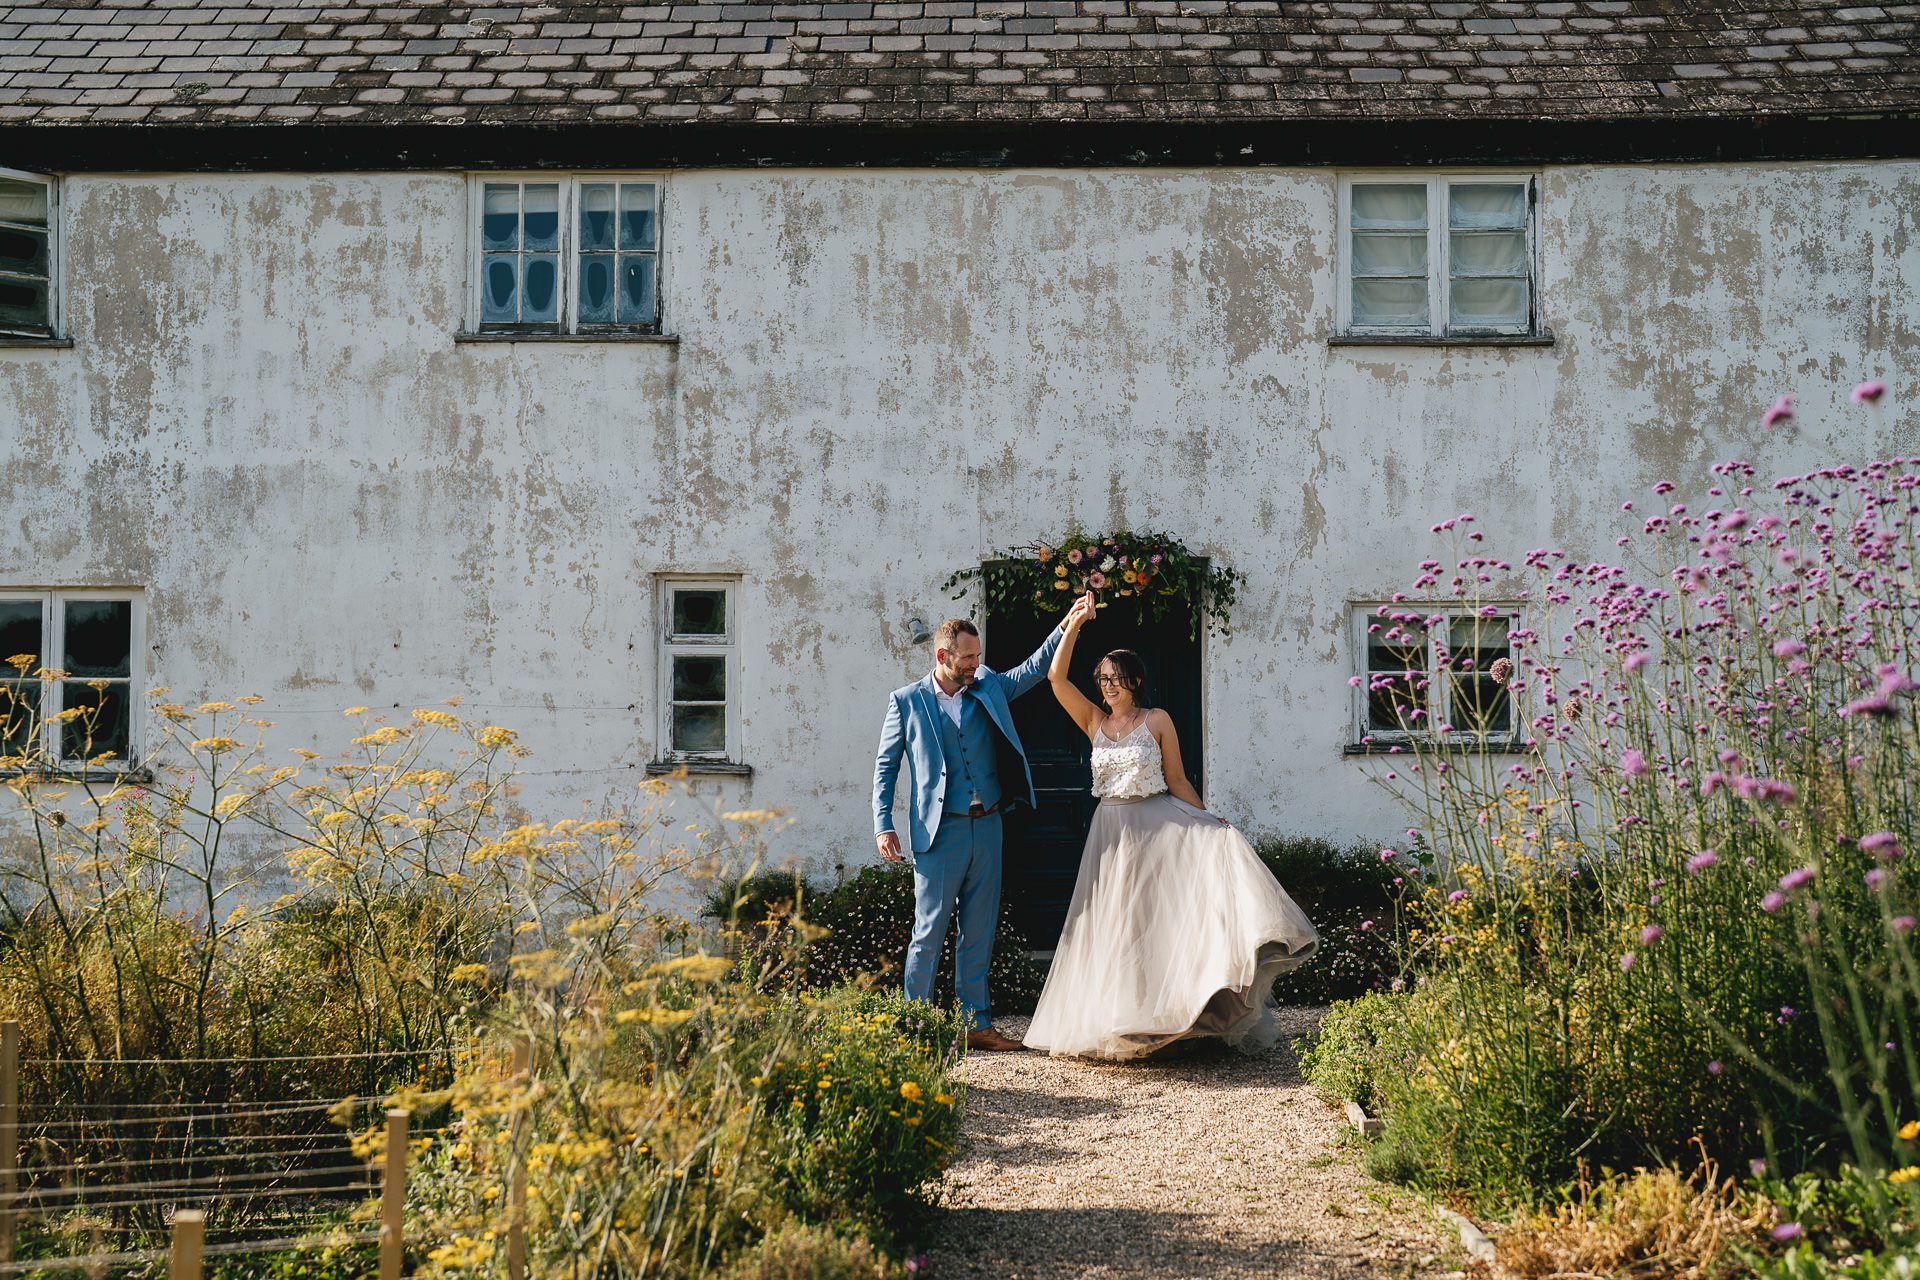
[
  {"x1": 764, "y1": 987, "x2": 967, "y2": 1235},
  {"x1": 717, "y1": 1222, "x2": 899, "y2": 1280},
  {"x1": 1297, "y1": 991, "x2": 1406, "y2": 1112}
]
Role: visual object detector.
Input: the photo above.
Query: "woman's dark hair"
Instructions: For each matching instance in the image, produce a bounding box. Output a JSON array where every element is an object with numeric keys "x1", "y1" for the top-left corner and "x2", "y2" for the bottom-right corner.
[{"x1": 1094, "y1": 649, "x2": 1151, "y2": 712}]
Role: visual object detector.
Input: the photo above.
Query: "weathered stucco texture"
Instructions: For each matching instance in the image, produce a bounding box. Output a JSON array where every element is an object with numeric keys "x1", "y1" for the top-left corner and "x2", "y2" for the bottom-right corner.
[{"x1": 1, "y1": 161, "x2": 1915, "y2": 872}]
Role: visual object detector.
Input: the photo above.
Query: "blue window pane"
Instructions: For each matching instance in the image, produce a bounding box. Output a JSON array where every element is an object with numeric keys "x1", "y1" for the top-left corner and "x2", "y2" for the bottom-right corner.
[
  {"x1": 579, "y1": 257, "x2": 615, "y2": 323},
  {"x1": 482, "y1": 185, "x2": 519, "y2": 251},
  {"x1": 523, "y1": 184, "x2": 559, "y2": 252},
  {"x1": 620, "y1": 184, "x2": 657, "y2": 251},
  {"x1": 619, "y1": 255, "x2": 656, "y2": 324},
  {"x1": 523, "y1": 255, "x2": 559, "y2": 322},
  {"x1": 482, "y1": 255, "x2": 519, "y2": 322},
  {"x1": 580, "y1": 184, "x2": 615, "y2": 252}
]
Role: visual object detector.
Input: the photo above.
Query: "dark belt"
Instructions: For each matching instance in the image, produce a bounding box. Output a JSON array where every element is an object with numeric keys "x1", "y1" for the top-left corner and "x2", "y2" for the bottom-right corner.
[{"x1": 942, "y1": 800, "x2": 1002, "y2": 819}]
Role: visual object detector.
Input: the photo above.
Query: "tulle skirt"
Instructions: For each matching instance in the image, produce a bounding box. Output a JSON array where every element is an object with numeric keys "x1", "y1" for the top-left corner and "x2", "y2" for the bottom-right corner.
[{"x1": 1023, "y1": 793, "x2": 1320, "y2": 1060}]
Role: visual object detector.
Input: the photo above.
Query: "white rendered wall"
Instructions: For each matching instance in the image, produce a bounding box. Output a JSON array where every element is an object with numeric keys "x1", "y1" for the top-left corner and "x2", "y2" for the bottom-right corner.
[{"x1": 1, "y1": 161, "x2": 1915, "y2": 877}]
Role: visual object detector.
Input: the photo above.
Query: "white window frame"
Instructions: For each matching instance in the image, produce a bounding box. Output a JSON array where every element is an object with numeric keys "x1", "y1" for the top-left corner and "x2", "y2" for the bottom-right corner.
[
  {"x1": 1336, "y1": 173, "x2": 1540, "y2": 339},
  {"x1": 0, "y1": 166, "x2": 58, "y2": 339},
  {"x1": 0, "y1": 589, "x2": 144, "y2": 771},
  {"x1": 1349, "y1": 603, "x2": 1522, "y2": 748},
  {"x1": 464, "y1": 173, "x2": 668, "y2": 336},
  {"x1": 657, "y1": 577, "x2": 741, "y2": 765}
]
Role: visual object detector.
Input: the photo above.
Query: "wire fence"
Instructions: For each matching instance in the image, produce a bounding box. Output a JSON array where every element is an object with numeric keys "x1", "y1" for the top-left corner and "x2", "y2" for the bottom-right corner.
[{"x1": 0, "y1": 1021, "x2": 489, "y2": 1280}]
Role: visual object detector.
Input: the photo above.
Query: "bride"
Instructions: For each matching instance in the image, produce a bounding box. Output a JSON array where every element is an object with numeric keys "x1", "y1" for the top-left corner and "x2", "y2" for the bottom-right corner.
[{"x1": 1022, "y1": 593, "x2": 1320, "y2": 1060}]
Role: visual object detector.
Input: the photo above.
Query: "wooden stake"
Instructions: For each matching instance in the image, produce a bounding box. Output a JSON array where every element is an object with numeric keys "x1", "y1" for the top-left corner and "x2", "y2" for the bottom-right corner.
[
  {"x1": 0, "y1": 1019, "x2": 18, "y2": 1266},
  {"x1": 380, "y1": 1109, "x2": 408, "y2": 1280},
  {"x1": 507, "y1": 1036, "x2": 530, "y2": 1280},
  {"x1": 167, "y1": 1210, "x2": 205, "y2": 1280}
]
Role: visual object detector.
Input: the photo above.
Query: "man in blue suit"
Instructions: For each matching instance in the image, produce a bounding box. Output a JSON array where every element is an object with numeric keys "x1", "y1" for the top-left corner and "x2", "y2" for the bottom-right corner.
[{"x1": 873, "y1": 615, "x2": 1065, "y2": 1050}]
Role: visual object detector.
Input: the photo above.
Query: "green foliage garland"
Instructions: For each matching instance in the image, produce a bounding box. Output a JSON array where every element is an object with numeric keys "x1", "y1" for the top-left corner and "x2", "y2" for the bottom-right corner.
[{"x1": 940, "y1": 529, "x2": 1245, "y2": 639}]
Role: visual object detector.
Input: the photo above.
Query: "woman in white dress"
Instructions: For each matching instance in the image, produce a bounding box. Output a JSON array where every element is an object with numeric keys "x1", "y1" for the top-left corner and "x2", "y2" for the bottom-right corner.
[{"x1": 1022, "y1": 593, "x2": 1320, "y2": 1060}]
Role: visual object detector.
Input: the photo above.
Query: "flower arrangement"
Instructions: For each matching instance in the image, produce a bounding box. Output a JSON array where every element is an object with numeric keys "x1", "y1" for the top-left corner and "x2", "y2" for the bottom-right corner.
[{"x1": 941, "y1": 529, "x2": 1244, "y2": 638}]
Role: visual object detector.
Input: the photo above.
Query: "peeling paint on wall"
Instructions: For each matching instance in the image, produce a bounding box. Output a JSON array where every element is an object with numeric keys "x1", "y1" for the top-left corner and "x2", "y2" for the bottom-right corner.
[{"x1": 1, "y1": 162, "x2": 1916, "y2": 871}]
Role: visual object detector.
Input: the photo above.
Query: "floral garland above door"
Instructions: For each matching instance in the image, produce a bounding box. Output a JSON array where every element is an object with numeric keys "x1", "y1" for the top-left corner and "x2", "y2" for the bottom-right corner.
[{"x1": 942, "y1": 530, "x2": 1244, "y2": 639}]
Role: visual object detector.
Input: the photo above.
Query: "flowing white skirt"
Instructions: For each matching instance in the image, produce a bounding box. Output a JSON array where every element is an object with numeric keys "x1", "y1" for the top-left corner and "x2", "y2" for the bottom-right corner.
[{"x1": 1022, "y1": 794, "x2": 1320, "y2": 1060}]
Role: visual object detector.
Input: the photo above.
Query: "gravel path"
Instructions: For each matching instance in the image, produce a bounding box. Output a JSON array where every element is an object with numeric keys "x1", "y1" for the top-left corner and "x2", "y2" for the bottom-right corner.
[{"x1": 929, "y1": 1009, "x2": 1451, "y2": 1280}]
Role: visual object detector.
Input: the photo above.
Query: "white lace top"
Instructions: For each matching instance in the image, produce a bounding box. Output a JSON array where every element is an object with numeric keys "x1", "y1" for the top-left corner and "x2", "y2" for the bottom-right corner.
[{"x1": 1090, "y1": 718, "x2": 1168, "y2": 800}]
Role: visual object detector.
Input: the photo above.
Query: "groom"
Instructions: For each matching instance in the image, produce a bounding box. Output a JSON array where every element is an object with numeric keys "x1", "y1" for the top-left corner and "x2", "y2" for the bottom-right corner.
[{"x1": 873, "y1": 616, "x2": 1065, "y2": 1050}]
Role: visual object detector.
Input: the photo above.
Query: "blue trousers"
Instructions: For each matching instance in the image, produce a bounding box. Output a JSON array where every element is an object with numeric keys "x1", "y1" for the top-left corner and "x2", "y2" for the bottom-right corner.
[{"x1": 905, "y1": 810, "x2": 1002, "y2": 1031}]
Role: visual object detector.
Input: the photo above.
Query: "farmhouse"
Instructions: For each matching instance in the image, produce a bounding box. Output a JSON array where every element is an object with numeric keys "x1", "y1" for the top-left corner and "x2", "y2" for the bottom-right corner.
[{"x1": 0, "y1": 0, "x2": 1916, "y2": 939}]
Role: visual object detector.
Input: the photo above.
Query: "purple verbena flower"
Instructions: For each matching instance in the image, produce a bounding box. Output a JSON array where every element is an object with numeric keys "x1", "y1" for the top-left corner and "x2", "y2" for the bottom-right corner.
[
  {"x1": 1862, "y1": 832, "x2": 1905, "y2": 860},
  {"x1": 1852, "y1": 380, "x2": 1888, "y2": 405},
  {"x1": 1688, "y1": 850, "x2": 1721, "y2": 873},
  {"x1": 1779, "y1": 867, "x2": 1816, "y2": 892},
  {"x1": 1763, "y1": 395, "x2": 1796, "y2": 429}
]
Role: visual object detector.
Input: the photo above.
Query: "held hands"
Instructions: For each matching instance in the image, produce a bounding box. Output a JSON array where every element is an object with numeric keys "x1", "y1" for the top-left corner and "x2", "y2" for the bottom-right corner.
[{"x1": 1064, "y1": 591, "x2": 1098, "y2": 632}]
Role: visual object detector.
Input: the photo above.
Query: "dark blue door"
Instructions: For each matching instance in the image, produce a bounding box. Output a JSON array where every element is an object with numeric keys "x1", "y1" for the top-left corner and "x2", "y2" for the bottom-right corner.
[{"x1": 987, "y1": 599, "x2": 1203, "y2": 948}]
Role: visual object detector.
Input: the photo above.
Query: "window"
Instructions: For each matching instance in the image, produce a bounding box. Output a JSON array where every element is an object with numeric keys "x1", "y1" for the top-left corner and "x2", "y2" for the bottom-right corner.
[
  {"x1": 658, "y1": 580, "x2": 738, "y2": 764},
  {"x1": 1338, "y1": 175, "x2": 1538, "y2": 338},
  {"x1": 1352, "y1": 606, "x2": 1518, "y2": 746},
  {"x1": 0, "y1": 592, "x2": 141, "y2": 769},
  {"x1": 0, "y1": 169, "x2": 55, "y2": 338},
  {"x1": 471, "y1": 176, "x2": 663, "y2": 334}
]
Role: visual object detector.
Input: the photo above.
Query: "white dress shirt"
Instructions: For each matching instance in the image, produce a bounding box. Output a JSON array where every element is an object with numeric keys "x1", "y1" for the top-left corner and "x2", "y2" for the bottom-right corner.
[{"x1": 932, "y1": 676, "x2": 967, "y2": 727}]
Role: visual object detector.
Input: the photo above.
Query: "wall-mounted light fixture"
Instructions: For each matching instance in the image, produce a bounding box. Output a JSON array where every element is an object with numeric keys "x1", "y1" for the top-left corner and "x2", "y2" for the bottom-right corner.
[{"x1": 907, "y1": 617, "x2": 932, "y2": 645}]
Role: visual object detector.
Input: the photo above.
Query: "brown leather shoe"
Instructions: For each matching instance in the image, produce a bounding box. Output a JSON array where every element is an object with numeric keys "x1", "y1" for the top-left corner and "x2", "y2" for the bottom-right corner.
[{"x1": 966, "y1": 1026, "x2": 1026, "y2": 1052}]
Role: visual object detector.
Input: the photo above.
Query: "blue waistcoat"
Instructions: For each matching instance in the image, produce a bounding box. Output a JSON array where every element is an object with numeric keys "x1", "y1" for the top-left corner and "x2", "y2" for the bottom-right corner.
[{"x1": 937, "y1": 692, "x2": 1003, "y2": 813}]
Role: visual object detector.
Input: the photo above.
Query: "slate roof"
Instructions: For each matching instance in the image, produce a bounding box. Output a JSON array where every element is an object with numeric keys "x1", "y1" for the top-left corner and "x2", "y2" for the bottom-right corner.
[{"x1": 0, "y1": 0, "x2": 1915, "y2": 127}]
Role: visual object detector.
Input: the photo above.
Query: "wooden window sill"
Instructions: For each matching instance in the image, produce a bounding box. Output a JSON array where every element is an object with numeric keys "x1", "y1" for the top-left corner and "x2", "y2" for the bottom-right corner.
[
  {"x1": 645, "y1": 760, "x2": 753, "y2": 777},
  {"x1": 1, "y1": 766, "x2": 154, "y2": 783},
  {"x1": 0, "y1": 336, "x2": 73, "y2": 349},
  {"x1": 455, "y1": 332, "x2": 680, "y2": 344},
  {"x1": 1344, "y1": 741, "x2": 1532, "y2": 756},
  {"x1": 1329, "y1": 332, "x2": 1555, "y2": 348}
]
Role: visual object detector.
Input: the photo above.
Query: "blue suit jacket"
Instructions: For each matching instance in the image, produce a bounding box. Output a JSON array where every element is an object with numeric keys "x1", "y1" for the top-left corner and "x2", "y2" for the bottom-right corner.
[{"x1": 873, "y1": 626, "x2": 1065, "y2": 854}]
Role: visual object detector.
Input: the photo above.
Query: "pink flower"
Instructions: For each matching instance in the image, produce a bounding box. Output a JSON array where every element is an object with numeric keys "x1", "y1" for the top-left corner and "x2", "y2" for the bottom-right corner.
[
  {"x1": 1773, "y1": 639, "x2": 1807, "y2": 658},
  {"x1": 1150, "y1": 554, "x2": 1162, "y2": 564},
  {"x1": 1640, "y1": 924, "x2": 1664, "y2": 944},
  {"x1": 1067, "y1": 548, "x2": 1083, "y2": 564},
  {"x1": 1862, "y1": 831, "x2": 1905, "y2": 860},
  {"x1": 1348, "y1": 675, "x2": 1364, "y2": 687},
  {"x1": 1866, "y1": 869, "x2": 1890, "y2": 889},
  {"x1": 1619, "y1": 952, "x2": 1635, "y2": 971},
  {"x1": 1772, "y1": 1223, "x2": 1802, "y2": 1242},
  {"x1": 1761, "y1": 892, "x2": 1787, "y2": 912},
  {"x1": 1448, "y1": 889, "x2": 1469, "y2": 903},
  {"x1": 1360, "y1": 920, "x2": 1374, "y2": 931},
  {"x1": 1687, "y1": 850, "x2": 1720, "y2": 873},
  {"x1": 1621, "y1": 748, "x2": 1649, "y2": 778},
  {"x1": 1853, "y1": 380, "x2": 1888, "y2": 405},
  {"x1": 1897, "y1": 916, "x2": 1918, "y2": 933},
  {"x1": 1779, "y1": 867, "x2": 1816, "y2": 892},
  {"x1": 1762, "y1": 395, "x2": 1795, "y2": 428},
  {"x1": 1380, "y1": 849, "x2": 1397, "y2": 861},
  {"x1": 1708, "y1": 1060, "x2": 1723, "y2": 1075},
  {"x1": 1625, "y1": 652, "x2": 1651, "y2": 672},
  {"x1": 1088, "y1": 572, "x2": 1108, "y2": 589}
]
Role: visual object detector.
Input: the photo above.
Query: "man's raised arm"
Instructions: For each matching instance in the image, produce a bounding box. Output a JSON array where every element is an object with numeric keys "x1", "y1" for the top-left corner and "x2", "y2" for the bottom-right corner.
[{"x1": 994, "y1": 622, "x2": 1067, "y2": 699}]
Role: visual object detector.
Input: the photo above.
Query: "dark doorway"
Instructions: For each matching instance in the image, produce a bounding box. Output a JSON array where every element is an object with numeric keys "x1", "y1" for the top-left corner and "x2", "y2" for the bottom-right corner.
[{"x1": 987, "y1": 597, "x2": 1203, "y2": 949}]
